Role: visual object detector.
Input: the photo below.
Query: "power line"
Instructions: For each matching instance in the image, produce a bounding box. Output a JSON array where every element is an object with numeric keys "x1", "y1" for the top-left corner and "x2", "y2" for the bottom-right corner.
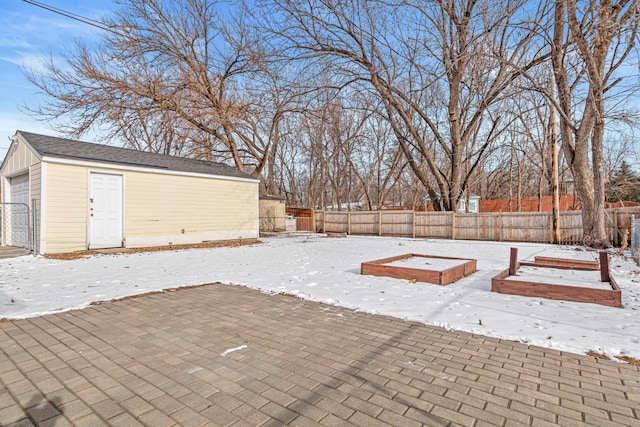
[{"x1": 22, "y1": 0, "x2": 120, "y2": 35}]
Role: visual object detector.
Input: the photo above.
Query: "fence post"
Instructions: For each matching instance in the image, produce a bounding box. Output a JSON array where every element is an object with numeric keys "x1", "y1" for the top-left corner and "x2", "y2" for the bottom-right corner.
[
  {"x1": 613, "y1": 211, "x2": 619, "y2": 246},
  {"x1": 378, "y1": 211, "x2": 383, "y2": 236},
  {"x1": 32, "y1": 199, "x2": 37, "y2": 256},
  {"x1": 547, "y1": 214, "x2": 553, "y2": 244},
  {"x1": 347, "y1": 212, "x2": 351, "y2": 235},
  {"x1": 412, "y1": 210, "x2": 416, "y2": 239},
  {"x1": 322, "y1": 211, "x2": 326, "y2": 233},
  {"x1": 451, "y1": 212, "x2": 456, "y2": 240}
]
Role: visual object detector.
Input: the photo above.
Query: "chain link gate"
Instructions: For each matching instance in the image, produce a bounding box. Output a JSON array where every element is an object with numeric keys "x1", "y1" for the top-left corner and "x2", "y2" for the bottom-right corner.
[{"x1": 0, "y1": 202, "x2": 31, "y2": 255}]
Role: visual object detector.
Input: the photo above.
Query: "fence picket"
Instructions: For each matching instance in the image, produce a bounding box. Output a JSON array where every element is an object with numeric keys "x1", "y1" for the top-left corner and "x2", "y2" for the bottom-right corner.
[{"x1": 314, "y1": 208, "x2": 640, "y2": 245}]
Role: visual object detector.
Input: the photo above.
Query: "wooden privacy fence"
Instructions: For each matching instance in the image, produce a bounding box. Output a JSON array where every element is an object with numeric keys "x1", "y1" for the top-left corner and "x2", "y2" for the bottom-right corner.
[
  {"x1": 314, "y1": 208, "x2": 640, "y2": 245},
  {"x1": 286, "y1": 207, "x2": 315, "y2": 231}
]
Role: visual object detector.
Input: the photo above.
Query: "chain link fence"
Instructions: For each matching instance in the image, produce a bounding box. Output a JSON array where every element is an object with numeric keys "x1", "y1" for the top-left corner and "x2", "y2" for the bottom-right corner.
[{"x1": 632, "y1": 216, "x2": 640, "y2": 265}]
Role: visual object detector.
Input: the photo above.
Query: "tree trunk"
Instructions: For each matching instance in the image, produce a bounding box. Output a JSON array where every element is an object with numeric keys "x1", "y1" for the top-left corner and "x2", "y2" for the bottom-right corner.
[{"x1": 549, "y1": 78, "x2": 561, "y2": 243}]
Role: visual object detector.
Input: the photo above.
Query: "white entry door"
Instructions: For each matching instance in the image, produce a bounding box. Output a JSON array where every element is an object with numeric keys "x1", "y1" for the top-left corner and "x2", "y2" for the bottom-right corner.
[
  {"x1": 89, "y1": 173, "x2": 123, "y2": 249},
  {"x1": 9, "y1": 174, "x2": 30, "y2": 248}
]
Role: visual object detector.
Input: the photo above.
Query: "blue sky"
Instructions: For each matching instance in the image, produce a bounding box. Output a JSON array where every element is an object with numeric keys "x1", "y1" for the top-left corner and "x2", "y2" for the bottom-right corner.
[
  {"x1": 1, "y1": 1, "x2": 637, "y2": 170},
  {"x1": 0, "y1": 0, "x2": 114, "y2": 156}
]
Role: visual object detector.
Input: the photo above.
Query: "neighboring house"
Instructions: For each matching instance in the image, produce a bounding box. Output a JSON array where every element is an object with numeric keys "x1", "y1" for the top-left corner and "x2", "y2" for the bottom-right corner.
[
  {"x1": 457, "y1": 196, "x2": 480, "y2": 214},
  {"x1": 0, "y1": 131, "x2": 259, "y2": 255},
  {"x1": 424, "y1": 194, "x2": 480, "y2": 213},
  {"x1": 326, "y1": 201, "x2": 366, "y2": 211}
]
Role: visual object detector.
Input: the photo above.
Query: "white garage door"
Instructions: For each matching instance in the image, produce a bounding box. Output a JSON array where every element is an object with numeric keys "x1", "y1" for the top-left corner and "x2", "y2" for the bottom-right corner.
[{"x1": 9, "y1": 174, "x2": 30, "y2": 248}]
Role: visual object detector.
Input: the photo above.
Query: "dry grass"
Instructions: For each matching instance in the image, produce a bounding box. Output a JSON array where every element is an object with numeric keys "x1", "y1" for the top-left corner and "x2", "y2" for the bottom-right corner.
[
  {"x1": 586, "y1": 350, "x2": 640, "y2": 365},
  {"x1": 586, "y1": 350, "x2": 611, "y2": 360},
  {"x1": 615, "y1": 355, "x2": 640, "y2": 366},
  {"x1": 44, "y1": 238, "x2": 260, "y2": 260}
]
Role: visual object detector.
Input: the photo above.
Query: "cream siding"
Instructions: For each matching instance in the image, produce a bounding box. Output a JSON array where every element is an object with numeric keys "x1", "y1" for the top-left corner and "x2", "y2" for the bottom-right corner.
[
  {"x1": 0, "y1": 139, "x2": 42, "y2": 250},
  {"x1": 2, "y1": 135, "x2": 258, "y2": 254},
  {"x1": 29, "y1": 163, "x2": 42, "y2": 249},
  {"x1": 125, "y1": 171, "x2": 258, "y2": 246},
  {"x1": 1, "y1": 140, "x2": 38, "y2": 177},
  {"x1": 41, "y1": 161, "x2": 258, "y2": 253},
  {"x1": 44, "y1": 163, "x2": 88, "y2": 253},
  {"x1": 259, "y1": 198, "x2": 286, "y2": 231},
  {"x1": 1, "y1": 139, "x2": 40, "y2": 204}
]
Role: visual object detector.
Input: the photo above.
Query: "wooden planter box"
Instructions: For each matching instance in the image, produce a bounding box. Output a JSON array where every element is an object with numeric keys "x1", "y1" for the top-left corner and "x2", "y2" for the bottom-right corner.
[
  {"x1": 361, "y1": 253, "x2": 477, "y2": 285},
  {"x1": 533, "y1": 256, "x2": 599, "y2": 270},
  {"x1": 492, "y1": 249, "x2": 622, "y2": 308}
]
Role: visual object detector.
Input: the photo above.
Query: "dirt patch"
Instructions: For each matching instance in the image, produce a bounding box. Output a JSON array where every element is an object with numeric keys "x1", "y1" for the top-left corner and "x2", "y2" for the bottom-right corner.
[{"x1": 45, "y1": 239, "x2": 260, "y2": 260}]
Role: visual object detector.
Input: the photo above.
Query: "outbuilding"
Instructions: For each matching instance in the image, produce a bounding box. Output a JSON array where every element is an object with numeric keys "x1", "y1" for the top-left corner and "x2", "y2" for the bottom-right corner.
[
  {"x1": 0, "y1": 131, "x2": 259, "y2": 255},
  {"x1": 259, "y1": 195, "x2": 286, "y2": 232}
]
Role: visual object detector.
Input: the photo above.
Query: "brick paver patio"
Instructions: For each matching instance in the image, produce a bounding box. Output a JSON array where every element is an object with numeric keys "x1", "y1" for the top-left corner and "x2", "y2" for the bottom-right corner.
[{"x1": 0, "y1": 283, "x2": 638, "y2": 426}]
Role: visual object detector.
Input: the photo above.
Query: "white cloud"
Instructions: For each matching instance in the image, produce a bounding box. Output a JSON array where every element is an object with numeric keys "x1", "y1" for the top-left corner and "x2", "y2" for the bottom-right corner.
[{"x1": 0, "y1": 51, "x2": 60, "y2": 73}]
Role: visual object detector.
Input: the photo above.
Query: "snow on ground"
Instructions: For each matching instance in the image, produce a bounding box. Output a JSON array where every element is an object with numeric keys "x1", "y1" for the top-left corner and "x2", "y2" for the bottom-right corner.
[
  {"x1": 514, "y1": 265, "x2": 612, "y2": 289},
  {"x1": 1, "y1": 234, "x2": 639, "y2": 360},
  {"x1": 386, "y1": 255, "x2": 469, "y2": 271}
]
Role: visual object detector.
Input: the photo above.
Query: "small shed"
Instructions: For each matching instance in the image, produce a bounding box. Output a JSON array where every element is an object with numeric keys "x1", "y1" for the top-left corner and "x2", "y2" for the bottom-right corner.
[
  {"x1": 259, "y1": 195, "x2": 286, "y2": 232},
  {"x1": 0, "y1": 131, "x2": 259, "y2": 255}
]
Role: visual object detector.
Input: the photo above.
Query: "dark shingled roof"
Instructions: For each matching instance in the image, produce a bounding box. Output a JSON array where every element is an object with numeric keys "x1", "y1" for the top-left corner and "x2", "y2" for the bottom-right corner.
[{"x1": 16, "y1": 131, "x2": 255, "y2": 180}]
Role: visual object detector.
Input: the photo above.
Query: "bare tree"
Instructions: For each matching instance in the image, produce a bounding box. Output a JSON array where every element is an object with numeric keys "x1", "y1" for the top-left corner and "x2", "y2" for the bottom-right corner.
[
  {"x1": 266, "y1": 0, "x2": 548, "y2": 211},
  {"x1": 24, "y1": 0, "x2": 296, "y2": 176},
  {"x1": 551, "y1": 0, "x2": 640, "y2": 247},
  {"x1": 350, "y1": 111, "x2": 407, "y2": 210}
]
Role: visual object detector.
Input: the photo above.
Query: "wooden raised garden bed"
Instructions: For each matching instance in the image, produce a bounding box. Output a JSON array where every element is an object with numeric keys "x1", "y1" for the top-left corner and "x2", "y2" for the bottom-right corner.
[
  {"x1": 532, "y1": 256, "x2": 600, "y2": 270},
  {"x1": 491, "y1": 248, "x2": 622, "y2": 308},
  {"x1": 361, "y1": 253, "x2": 477, "y2": 285}
]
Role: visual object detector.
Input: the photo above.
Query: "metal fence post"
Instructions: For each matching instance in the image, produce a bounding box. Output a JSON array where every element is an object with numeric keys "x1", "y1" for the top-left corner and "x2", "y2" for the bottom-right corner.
[
  {"x1": 631, "y1": 215, "x2": 639, "y2": 265},
  {"x1": 32, "y1": 198, "x2": 37, "y2": 257}
]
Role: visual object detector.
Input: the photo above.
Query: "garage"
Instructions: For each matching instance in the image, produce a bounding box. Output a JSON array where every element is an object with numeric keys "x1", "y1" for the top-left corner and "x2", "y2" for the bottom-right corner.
[
  {"x1": 1, "y1": 131, "x2": 259, "y2": 255},
  {"x1": 8, "y1": 174, "x2": 30, "y2": 248}
]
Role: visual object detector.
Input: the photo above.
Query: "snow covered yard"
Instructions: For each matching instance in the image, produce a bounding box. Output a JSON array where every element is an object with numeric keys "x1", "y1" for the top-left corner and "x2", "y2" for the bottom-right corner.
[{"x1": 1, "y1": 234, "x2": 639, "y2": 360}]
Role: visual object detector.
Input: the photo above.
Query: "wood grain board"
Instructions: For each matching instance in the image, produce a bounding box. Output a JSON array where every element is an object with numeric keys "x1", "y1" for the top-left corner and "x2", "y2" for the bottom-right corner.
[{"x1": 361, "y1": 253, "x2": 477, "y2": 285}]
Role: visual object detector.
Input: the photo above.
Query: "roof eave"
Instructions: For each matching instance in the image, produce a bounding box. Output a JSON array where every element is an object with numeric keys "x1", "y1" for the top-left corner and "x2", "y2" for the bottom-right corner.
[{"x1": 40, "y1": 154, "x2": 260, "y2": 183}]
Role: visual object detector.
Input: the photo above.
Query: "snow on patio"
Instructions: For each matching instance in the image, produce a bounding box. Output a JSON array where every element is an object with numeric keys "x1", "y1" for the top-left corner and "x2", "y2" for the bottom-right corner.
[{"x1": 1, "y1": 234, "x2": 639, "y2": 360}]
